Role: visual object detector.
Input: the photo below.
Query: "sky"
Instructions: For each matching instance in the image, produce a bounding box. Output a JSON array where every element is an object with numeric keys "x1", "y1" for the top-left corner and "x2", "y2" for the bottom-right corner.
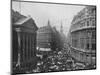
[{"x1": 12, "y1": 1, "x2": 85, "y2": 36}]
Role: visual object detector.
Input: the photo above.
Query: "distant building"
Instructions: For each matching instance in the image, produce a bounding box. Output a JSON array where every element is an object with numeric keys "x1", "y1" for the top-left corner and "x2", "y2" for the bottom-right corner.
[
  {"x1": 70, "y1": 6, "x2": 96, "y2": 65},
  {"x1": 37, "y1": 21, "x2": 63, "y2": 56},
  {"x1": 37, "y1": 21, "x2": 54, "y2": 51},
  {"x1": 12, "y1": 10, "x2": 38, "y2": 73}
]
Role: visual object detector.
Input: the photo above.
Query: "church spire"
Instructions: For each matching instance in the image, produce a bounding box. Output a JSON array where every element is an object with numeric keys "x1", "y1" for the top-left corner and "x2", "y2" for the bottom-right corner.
[
  {"x1": 47, "y1": 20, "x2": 52, "y2": 28},
  {"x1": 47, "y1": 20, "x2": 50, "y2": 26},
  {"x1": 60, "y1": 21, "x2": 63, "y2": 33}
]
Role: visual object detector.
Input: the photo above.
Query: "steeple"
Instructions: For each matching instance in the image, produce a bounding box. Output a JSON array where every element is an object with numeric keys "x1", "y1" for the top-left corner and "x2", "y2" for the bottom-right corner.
[
  {"x1": 47, "y1": 20, "x2": 50, "y2": 26},
  {"x1": 47, "y1": 20, "x2": 52, "y2": 28},
  {"x1": 60, "y1": 21, "x2": 63, "y2": 33}
]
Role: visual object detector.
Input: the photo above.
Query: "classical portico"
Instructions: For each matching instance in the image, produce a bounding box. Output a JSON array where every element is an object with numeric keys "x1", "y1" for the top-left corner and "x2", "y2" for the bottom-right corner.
[{"x1": 13, "y1": 16, "x2": 38, "y2": 70}]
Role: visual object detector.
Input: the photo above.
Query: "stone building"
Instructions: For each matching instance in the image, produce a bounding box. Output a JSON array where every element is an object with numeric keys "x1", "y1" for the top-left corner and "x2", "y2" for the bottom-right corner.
[
  {"x1": 70, "y1": 6, "x2": 96, "y2": 66},
  {"x1": 12, "y1": 10, "x2": 38, "y2": 73},
  {"x1": 36, "y1": 21, "x2": 63, "y2": 56},
  {"x1": 37, "y1": 21, "x2": 53, "y2": 51}
]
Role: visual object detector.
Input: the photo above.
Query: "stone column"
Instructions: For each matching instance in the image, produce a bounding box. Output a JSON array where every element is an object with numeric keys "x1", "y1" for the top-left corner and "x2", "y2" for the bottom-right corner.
[
  {"x1": 31, "y1": 34, "x2": 33, "y2": 57},
  {"x1": 24, "y1": 34, "x2": 26, "y2": 61},
  {"x1": 28, "y1": 34, "x2": 30, "y2": 60},
  {"x1": 88, "y1": 31, "x2": 92, "y2": 64},
  {"x1": 31, "y1": 34, "x2": 34, "y2": 57},
  {"x1": 26, "y1": 33, "x2": 29, "y2": 61},
  {"x1": 89, "y1": 32, "x2": 92, "y2": 50},
  {"x1": 84, "y1": 32, "x2": 87, "y2": 63},
  {"x1": 90, "y1": 32, "x2": 92, "y2": 64},
  {"x1": 29, "y1": 34, "x2": 32, "y2": 58},
  {"x1": 24, "y1": 33, "x2": 27, "y2": 67},
  {"x1": 22, "y1": 33, "x2": 25, "y2": 62},
  {"x1": 15, "y1": 28, "x2": 21, "y2": 68},
  {"x1": 25, "y1": 33, "x2": 28, "y2": 61}
]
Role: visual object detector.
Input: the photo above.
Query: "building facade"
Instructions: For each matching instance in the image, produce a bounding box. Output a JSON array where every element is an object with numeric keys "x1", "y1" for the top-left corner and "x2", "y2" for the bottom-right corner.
[
  {"x1": 37, "y1": 21, "x2": 54, "y2": 51},
  {"x1": 36, "y1": 21, "x2": 63, "y2": 56},
  {"x1": 70, "y1": 6, "x2": 96, "y2": 66},
  {"x1": 12, "y1": 10, "x2": 38, "y2": 73}
]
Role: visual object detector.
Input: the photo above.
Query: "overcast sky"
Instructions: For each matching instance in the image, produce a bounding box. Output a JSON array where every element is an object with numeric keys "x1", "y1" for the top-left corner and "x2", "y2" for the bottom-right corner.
[{"x1": 12, "y1": 1, "x2": 85, "y2": 36}]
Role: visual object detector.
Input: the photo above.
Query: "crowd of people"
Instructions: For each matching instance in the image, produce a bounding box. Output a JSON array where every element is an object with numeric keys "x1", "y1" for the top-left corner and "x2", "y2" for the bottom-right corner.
[{"x1": 27, "y1": 48, "x2": 85, "y2": 73}]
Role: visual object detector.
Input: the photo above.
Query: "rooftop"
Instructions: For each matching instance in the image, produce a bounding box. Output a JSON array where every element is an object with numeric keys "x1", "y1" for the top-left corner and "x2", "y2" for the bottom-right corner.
[{"x1": 14, "y1": 16, "x2": 32, "y2": 25}]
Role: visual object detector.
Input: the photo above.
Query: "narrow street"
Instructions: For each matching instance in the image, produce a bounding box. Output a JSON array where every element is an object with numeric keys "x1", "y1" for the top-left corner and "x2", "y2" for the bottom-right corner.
[{"x1": 26, "y1": 40, "x2": 86, "y2": 73}]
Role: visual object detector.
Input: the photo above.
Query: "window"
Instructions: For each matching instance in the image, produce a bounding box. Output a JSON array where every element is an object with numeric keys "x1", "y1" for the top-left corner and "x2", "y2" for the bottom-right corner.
[
  {"x1": 92, "y1": 31, "x2": 96, "y2": 39},
  {"x1": 72, "y1": 39, "x2": 78, "y2": 48},
  {"x1": 80, "y1": 23, "x2": 85, "y2": 27},
  {"x1": 85, "y1": 38, "x2": 90, "y2": 50},
  {"x1": 92, "y1": 20, "x2": 95, "y2": 26},
  {"x1": 87, "y1": 21, "x2": 89, "y2": 26},
  {"x1": 86, "y1": 43, "x2": 89, "y2": 50},
  {"x1": 74, "y1": 40, "x2": 78, "y2": 47},
  {"x1": 91, "y1": 54, "x2": 96, "y2": 57},
  {"x1": 92, "y1": 43, "x2": 96, "y2": 50},
  {"x1": 80, "y1": 38, "x2": 85, "y2": 49}
]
